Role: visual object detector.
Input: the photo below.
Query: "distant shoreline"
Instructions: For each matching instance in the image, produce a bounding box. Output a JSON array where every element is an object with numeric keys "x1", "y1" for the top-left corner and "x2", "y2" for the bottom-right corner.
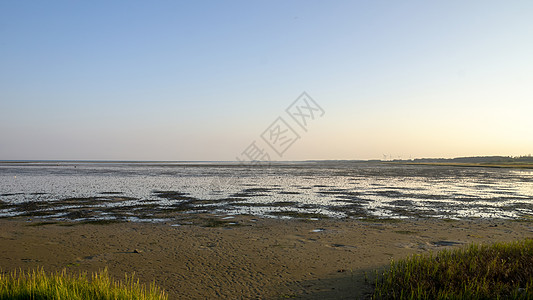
[
  {"x1": 1, "y1": 155, "x2": 532, "y2": 166},
  {"x1": 388, "y1": 162, "x2": 533, "y2": 169},
  {"x1": 2, "y1": 157, "x2": 533, "y2": 170}
]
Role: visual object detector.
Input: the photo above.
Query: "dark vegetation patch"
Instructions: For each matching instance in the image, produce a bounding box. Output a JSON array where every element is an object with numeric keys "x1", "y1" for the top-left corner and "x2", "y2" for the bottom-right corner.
[
  {"x1": 358, "y1": 217, "x2": 402, "y2": 223},
  {"x1": 165, "y1": 202, "x2": 194, "y2": 212},
  {"x1": 388, "y1": 200, "x2": 414, "y2": 206},
  {"x1": 315, "y1": 190, "x2": 363, "y2": 202},
  {"x1": 334, "y1": 197, "x2": 370, "y2": 204},
  {"x1": 269, "y1": 211, "x2": 329, "y2": 219},
  {"x1": 278, "y1": 191, "x2": 300, "y2": 195},
  {"x1": 14, "y1": 201, "x2": 44, "y2": 212},
  {"x1": 197, "y1": 217, "x2": 241, "y2": 228},
  {"x1": 490, "y1": 196, "x2": 533, "y2": 202},
  {"x1": 317, "y1": 190, "x2": 347, "y2": 195},
  {"x1": 514, "y1": 215, "x2": 533, "y2": 222},
  {"x1": 27, "y1": 221, "x2": 60, "y2": 227},
  {"x1": 0, "y1": 192, "x2": 24, "y2": 197},
  {"x1": 22, "y1": 211, "x2": 57, "y2": 217},
  {"x1": 230, "y1": 202, "x2": 263, "y2": 207},
  {"x1": 147, "y1": 198, "x2": 225, "y2": 216},
  {"x1": 501, "y1": 202, "x2": 533, "y2": 212},
  {"x1": 373, "y1": 190, "x2": 451, "y2": 201},
  {"x1": 375, "y1": 190, "x2": 418, "y2": 199},
  {"x1": 243, "y1": 188, "x2": 272, "y2": 193},
  {"x1": 336, "y1": 193, "x2": 364, "y2": 201},
  {"x1": 230, "y1": 188, "x2": 273, "y2": 198},
  {"x1": 54, "y1": 196, "x2": 137, "y2": 206},
  {"x1": 229, "y1": 192, "x2": 252, "y2": 198},
  {"x1": 0, "y1": 200, "x2": 9, "y2": 209},
  {"x1": 383, "y1": 205, "x2": 441, "y2": 218},
  {"x1": 152, "y1": 191, "x2": 196, "y2": 201},
  {"x1": 11, "y1": 201, "x2": 56, "y2": 216},
  {"x1": 296, "y1": 204, "x2": 322, "y2": 210},
  {"x1": 432, "y1": 240, "x2": 464, "y2": 247},
  {"x1": 63, "y1": 209, "x2": 99, "y2": 219},
  {"x1": 328, "y1": 203, "x2": 368, "y2": 217},
  {"x1": 440, "y1": 218, "x2": 459, "y2": 222},
  {"x1": 218, "y1": 197, "x2": 248, "y2": 202},
  {"x1": 26, "y1": 219, "x2": 123, "y2": 227},
  {"x1": 384, "y1": 186, "x2": 426, "y2": 191},
  {"x1": 76, "y1": 219, "x2": 123, "y2": 225},
  {"x1": 201, "y1": 219, "x2": 232, "y2": 227},
  {"x1": 98, "y1": 203, "x2": 158, "y2": 216},
  {"x1": 271, "y1": 201, "x2": 299, "y2": 207},
  {"x1": 231, "y1": 201, "x2": 299, "y2": 208},
  {"x1": 107, "y1": 196, "x2": 138, "y2": 201},
  {"x1": 192, "y1": 199, "x2": 226, "y2": 205},
  {"x1": 58, "y1": 197, "x2": 101, "y2": 204}
]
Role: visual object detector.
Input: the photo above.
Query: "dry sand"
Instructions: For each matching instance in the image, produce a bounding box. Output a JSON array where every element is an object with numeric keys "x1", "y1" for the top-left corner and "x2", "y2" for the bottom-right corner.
[{"x1": 1, "y1": 216, "x2": 532, "y2": 299}]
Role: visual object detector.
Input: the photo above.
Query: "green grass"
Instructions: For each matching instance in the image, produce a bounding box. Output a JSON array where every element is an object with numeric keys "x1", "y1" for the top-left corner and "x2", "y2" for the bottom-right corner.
[
  {"x1": 372, "y1": 239, "x2": 533, "y2": 299},
  {"x1": 0, "y1": 268, "x2": 167, "y2": 300}
]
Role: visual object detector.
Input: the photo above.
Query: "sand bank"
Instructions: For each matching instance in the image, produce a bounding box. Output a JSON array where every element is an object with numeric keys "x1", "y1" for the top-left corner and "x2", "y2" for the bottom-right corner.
[{"x1": 1, "y1": 217, "x2": 532, "y2": 299}]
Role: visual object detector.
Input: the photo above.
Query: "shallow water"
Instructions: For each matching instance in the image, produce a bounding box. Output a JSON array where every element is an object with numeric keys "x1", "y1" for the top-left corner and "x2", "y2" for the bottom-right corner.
[{"x1": 0, "y1": 161, "x2": 532, "y2": 222}]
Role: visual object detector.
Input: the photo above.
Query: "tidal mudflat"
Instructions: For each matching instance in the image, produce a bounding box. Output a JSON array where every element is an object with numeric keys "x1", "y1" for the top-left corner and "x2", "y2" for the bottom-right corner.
[{"x1": 1, "y1": 161, "x2": 532, "y2": 223}]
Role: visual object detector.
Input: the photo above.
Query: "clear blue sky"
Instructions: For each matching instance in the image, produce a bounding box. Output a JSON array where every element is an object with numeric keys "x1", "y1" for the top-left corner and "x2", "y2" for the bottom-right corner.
[{"x1": 1, "y1": 1, "x2": 532, "y2": 160}]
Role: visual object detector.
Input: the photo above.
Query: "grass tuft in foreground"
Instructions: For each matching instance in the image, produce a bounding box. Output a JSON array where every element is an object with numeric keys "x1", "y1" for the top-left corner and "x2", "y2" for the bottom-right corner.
[
  {"x1": 373, "y1": 239, "x2": 533, "y2": 299},
  {"x1": 0, "y1": 268, "x2": 167, "y2": 300}
]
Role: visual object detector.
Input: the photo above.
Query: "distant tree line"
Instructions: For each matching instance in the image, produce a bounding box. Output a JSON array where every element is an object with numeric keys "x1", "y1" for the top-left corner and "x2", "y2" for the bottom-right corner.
[{"x1": 404, "y1": 155, "x2": 533, "y2": 164}]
